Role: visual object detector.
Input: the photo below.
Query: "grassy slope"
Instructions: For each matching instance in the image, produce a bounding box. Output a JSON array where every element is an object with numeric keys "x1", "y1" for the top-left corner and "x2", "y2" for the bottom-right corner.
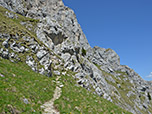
[
  {"x1": 0, "y1": 58, "x2": 57, "y2": 113},
  {"x1": 0, "y1": 58, "x2": 131, "y2": 114},
  {"x1": 54, "y1": 72, "x2": 132, "y2": 114},
  {"x1": 100, "y1": 67, "x2": 152, "y2": 114},
  {"x1": 0, "y1": 6, "x2": 38, "y2": 36}
]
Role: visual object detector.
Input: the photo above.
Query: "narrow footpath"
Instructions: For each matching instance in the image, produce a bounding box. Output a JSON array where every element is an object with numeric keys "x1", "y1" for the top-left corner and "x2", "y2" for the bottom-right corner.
[{"x1": 41, "y1": 76, "x2": 63, "y2": 114}]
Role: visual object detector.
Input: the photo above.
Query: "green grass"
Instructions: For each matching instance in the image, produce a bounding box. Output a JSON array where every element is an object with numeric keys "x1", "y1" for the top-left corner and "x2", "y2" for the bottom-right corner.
[
  {"x1": 0, "y1": 58, "x2": 132, "y2": 114},
  {"x1": 54, "y1": 74, "x2": 132, "y2": 114},
  {"x1": 102, "y1": 70, "x2": 136, "y2": 108},
  {"x1": 81, "y1": 48, "x2": 86, "y2": 56},
  {"x1": 0, "y1": 6, "x2": 44, "y2": 47},
  {"x1": 105, "y1": 48, "x2": 112, "y2": 52},
  {"x1": 0, "y1": 58, "x2": 56, "y2": 113},
  {"x1": 103, "y1": 70, "x2": 152, "y2": 114},
  {"x1": 0, "y1": 6, "x2": 39, "y2": 35}
]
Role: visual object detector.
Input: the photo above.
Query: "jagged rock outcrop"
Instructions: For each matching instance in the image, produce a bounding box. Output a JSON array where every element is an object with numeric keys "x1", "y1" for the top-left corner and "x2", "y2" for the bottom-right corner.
[{"x1": 0, "y1": 0, "x2": 152, "y2": 114}]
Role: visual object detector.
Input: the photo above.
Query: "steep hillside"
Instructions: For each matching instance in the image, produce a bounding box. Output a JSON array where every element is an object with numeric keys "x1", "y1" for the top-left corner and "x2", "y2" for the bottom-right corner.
[
  {"x1": 0, "y1": 57, "x2": 56, "y2": 113},
  {"x1": 0, "y1": 57, "x2": 131, "y2": 113},
  {"x1": 0, "y1": 0, "x2": 152, "y2": 114}
]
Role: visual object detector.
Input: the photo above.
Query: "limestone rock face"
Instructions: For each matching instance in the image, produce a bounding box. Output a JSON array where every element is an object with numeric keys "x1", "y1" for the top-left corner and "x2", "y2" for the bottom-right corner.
[
  {"x1": 0, "y1": 0, "x2": 152, "y2": 114},
  {"x1": 0, "y1": 0, "x2": 90, "y2": 52},
  {"x1": 87, "y1": 46, "x2": 120, "y2": 73}
]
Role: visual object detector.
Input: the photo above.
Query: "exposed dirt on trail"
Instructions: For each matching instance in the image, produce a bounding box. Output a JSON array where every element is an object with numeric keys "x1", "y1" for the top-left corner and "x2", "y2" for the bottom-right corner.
[{"x1": 41, "y1": 76, "x2": 63, "y2": 114}]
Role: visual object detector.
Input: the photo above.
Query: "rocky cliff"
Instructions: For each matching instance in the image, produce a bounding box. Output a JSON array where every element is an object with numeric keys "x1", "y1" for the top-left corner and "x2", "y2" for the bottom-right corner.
[{"x1": 0, "y1": 0, "x2": 152, "y2": 113}]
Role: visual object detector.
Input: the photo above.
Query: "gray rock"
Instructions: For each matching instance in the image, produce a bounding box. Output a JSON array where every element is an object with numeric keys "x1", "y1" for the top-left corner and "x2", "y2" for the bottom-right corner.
[
  {"x1": 59, "y1": 85, "x2": 64, "y2": 88},
  {"x1": 127, "y1": 91, "x2": 135, "y2": 97},
  {"x1": 2, "y1": 40, "x2": 9, "y2": 48},
  {"x1": 39, "y1": 68, "x2": 45, "y2": 74},
  {"x1": 61, "y1": 53, "x2": 71, "y2": 62},
  {"x1": 2, "y1": 49, "x2": 9, "y2": 59},
  {"x1": 117, "y1": 84, "x2": 121, "y2": 88},
  {"x1": 36, "y1": 50, "x2": 47, "y2": 59},
  {"x1": 26, "y1": 56, "x2": 36, "y2": 71},
  {"x1": 54, "y1": 71, "x2": 61, "y2": 75},
  {"x1": 9, "y1": 52, "x2": 15, "y2": 58},
  {"x1": 62, "y1": 72, "x2": 66, "y2": 75},
  {"x1": 0, "y1": 33, "x2": 2, "y2": 38},
  {"x1": 5, "y1": 11, "x2": 18, "y2": 19},
  {"x1": 105, "y1": 75, "x2": 116, "y2": 83},
  {"x1": 20, "y1": 46, "x2": 25, "y2": 53},
  {"x1": 23, "y1": 98, "x2": 29, "y2": 104},
  {"x1": 67, "y1": 65, "x2": 75, "y2": 71}
]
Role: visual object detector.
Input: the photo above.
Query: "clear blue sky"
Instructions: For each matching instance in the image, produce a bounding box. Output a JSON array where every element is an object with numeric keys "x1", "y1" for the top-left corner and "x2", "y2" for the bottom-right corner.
[{"x1": 63, "y1": 0, "x2": 152, "y2": 81}]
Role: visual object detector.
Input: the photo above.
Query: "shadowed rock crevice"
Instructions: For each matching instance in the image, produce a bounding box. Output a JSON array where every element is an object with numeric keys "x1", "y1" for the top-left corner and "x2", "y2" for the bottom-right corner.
[{"x1": 44, "y1": 31, "x2": 67, "y2": 45}]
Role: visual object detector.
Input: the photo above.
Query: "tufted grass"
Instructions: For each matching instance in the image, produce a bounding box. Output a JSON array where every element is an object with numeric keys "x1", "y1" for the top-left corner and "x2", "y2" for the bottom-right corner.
[
  {"x1": 0, "y1": 58, "x2": 56, "y2": 113},
  {"x1": 0, "y1": 57, "x2": 132, "y2": 114},
  {"x1": 54, "y1": 73, "x2": 132, "y2": 114},
  {"x1": 104, "y1": 70, "x2": 152, "y2": 114},
  {"x1": 0, "y1": 6, "x2": 44, "y2": 47}
]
